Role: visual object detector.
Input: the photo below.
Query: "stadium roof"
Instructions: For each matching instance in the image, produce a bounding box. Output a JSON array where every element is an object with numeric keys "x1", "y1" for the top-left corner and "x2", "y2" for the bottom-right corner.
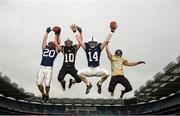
[
  {"x1": 0, "y1": 55, "x2": 179, "y2": 106},
  {"x1": 134, "y1": 55, "x2": 180, "y2": 103},
  {"x1": 0, "y1": 73, "x2": 34, "y2": 100}
]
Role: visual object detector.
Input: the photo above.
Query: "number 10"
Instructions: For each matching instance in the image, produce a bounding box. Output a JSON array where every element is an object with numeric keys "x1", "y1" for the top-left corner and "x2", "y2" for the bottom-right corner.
[{"x1": 65, "y1": 53, "x2": 74, "y2": 63}]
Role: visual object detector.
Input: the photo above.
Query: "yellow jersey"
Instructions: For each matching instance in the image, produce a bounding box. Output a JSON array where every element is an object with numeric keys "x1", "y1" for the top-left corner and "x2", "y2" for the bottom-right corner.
[{"x1": 111, "y1": 55, "x2": 128, "y2": 76}]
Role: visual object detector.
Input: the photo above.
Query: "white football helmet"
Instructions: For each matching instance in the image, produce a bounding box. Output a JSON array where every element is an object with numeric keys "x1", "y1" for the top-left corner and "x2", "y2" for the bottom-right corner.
[{"x1": 88, "y1": 36, "x2": 98, "y2": 43}]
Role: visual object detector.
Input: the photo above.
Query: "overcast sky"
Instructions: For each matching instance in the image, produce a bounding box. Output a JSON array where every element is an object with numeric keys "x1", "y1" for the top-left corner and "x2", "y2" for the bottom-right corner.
[{"x1": 0, "y1": 0, "x2": 179, "y2": 99}]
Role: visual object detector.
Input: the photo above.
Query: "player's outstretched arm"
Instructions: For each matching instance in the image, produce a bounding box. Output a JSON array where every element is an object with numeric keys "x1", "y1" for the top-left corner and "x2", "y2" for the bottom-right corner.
[
  {"x1": 42, "y1": 27, "x2": 51, "y2": 49},
  {"x1": 105, "y1": 44, "x2": 113, "y2": 60},
  {"x1": 123, "y1": 61, "x2": 145, "y2": 66},
  {"x1": 101, "y1": 32, "x2": 113, "y2": 50},
  {"x1": 76, "y1": 26, "x2": 83, "y2": 50},
  {"x1": 101, "y1": 21, "x2": 118, "y2": 50},
  {"x1": 70, "y1": 24, "x2": 86, "y2": 49},
  {"x1": 54, "y1": 34, "x2": 63, "y2": 52}
]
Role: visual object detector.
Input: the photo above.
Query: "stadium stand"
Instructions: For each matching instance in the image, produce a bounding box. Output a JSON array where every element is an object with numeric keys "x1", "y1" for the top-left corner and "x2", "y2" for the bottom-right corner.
[
  {"x1": 0, "y1": 55, "x2": 179, "y2": 115},
  {"x1": 134, "y1": 56, "x2": 180, "y2": 103}
]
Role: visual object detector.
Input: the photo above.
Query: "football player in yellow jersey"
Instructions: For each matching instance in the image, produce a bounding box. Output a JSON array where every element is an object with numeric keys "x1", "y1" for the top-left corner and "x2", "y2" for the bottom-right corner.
[{"x1": 105, "y1": 45, "x2": 145, "y2": 98}]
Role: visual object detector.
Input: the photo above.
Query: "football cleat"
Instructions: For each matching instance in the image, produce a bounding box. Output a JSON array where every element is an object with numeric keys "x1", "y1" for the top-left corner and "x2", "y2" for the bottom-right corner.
[
  {"x1": 68, "y1": 79, "x2": 74, "y2": 89},
  {"x1": 61, "y1": 81, "x2": 66, "y2": 91},
  {"x1": 97, "y1": 82, "x2": 102, "y2": 94},
  {"x1": 120, "y1": 90, "x2": 125, "y2": 98},
  {"x1": 42, "y1": 94, "x2": 46, "y2": 101},
  {"x1": 46, "y1": 95, "x2": 49, "y2": 102},
  {"x1": 111, "y1": 92, "x2": 114, "y2": 97},
  {"x1": 85, "y1": 83, "x2": 92, "y2": 94},
  {"x1": 43, "y1": 94, "x2": 49, "y2": 103}
]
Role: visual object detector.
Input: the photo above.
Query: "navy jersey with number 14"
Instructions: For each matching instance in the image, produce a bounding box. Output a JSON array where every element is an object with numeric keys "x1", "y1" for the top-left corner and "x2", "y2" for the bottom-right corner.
[
  {"x1": 85, "y1": 43, "x2": 102, "y2": 67},
  {"x1": 40, "y1": 46, "x2": 58, "y2": 66}
]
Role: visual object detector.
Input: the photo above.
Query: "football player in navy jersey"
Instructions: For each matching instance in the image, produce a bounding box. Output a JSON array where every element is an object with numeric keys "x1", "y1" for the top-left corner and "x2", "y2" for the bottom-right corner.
[
  {"x1": 71, "y1": 23, "x2": 118, "y2": 94},
  {"x1": 36, "y1": 27, "x2": 60, "y2": 102},
  {"x1": 56, "y1": 25, "x2": 83, "y2": 91}
]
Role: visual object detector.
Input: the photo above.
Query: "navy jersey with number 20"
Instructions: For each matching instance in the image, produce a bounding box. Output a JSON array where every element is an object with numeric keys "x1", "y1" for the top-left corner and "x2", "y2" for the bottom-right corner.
[
  {"x1": 40, "y1": 46, "x2": 58, "y2": 66},
  {"x1": 84, "y1": 43, "x2": 102, "y2": 67}
]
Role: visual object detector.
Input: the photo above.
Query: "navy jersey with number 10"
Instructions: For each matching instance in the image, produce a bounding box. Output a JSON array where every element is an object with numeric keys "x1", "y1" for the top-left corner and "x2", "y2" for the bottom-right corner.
[
  {"x1": 85, "y1": 43, "x2": 102, "y2": 67},
  {"x1": 40, "y1": 46, "x2": 58, "y2": 66}
]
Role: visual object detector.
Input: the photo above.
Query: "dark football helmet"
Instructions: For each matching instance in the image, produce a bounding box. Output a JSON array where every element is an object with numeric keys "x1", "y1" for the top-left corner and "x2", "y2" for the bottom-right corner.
[{"x1": 115, "y1": 49, "x2": 122, "y2": 56}]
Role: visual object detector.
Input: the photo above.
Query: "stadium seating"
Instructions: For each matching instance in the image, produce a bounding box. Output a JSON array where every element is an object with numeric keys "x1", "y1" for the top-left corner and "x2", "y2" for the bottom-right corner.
[
  {"x1": 134, "y1": 58, "x2": 180, "y2": 103},
  {"x1": 0, "y1": 55, "x2": 180, "y2": 114}
]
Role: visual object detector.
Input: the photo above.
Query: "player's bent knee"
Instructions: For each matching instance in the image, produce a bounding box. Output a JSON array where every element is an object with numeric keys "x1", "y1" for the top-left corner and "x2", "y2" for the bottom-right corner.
[
  {"x1": 77, "y1": 71, "x2": 84, "y2": 78},
  {"x1": 104, "y1": 70, "x2": 109, "y2": 76},
  {"x1": 75, "y1": 76, "x2": 82, "y2": 83},
  {"x1": 129, "y1": 86, "x2": 132, "y2": 92},
  {"x1": 126, "y1": 86, "x2": 132, "y2": 92}
]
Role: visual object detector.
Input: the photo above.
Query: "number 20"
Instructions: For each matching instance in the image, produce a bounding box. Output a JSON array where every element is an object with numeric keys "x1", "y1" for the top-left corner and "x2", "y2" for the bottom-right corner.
[{"x1": 43, "y1": 49, "x2": 55, "y2": 58}]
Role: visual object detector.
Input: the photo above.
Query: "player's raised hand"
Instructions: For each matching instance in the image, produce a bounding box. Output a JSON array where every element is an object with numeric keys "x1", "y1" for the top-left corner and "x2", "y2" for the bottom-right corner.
[
  {"x1": 110, "y1": 21, "x2": 118, "y2": 33},
  {"x1": 138, "y1": 61, "x2": 145, "y2": 64},
  {"x1": 46, "y1": 27, "x2": 51, "y2": 33},
  {"x1": 77, "y1": 26, "x2": 82, "y2": 33},
  {"x1": 70, "y1": 24, "x2": 77, "y2": 33}
]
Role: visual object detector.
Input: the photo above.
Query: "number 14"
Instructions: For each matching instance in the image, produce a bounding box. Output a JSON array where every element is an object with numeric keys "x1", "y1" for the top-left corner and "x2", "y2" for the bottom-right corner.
[{"x1": 88, "y1": 51, "x2": 98, "y2": 61}]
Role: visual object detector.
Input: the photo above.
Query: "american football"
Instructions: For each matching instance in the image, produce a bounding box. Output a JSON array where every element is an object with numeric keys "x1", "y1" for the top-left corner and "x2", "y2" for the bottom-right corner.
[
  {"x1": 110, "y1": 21, "x2": 118, "y2": 29},
  {"x1": 52, "y1": 26, "x2": 61, "y2": 33}
]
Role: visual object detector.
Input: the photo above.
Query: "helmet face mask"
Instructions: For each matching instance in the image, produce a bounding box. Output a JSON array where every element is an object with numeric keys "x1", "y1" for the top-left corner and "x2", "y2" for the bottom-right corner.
[
  {"x1": 48, "y1": 41, "x2": 55, "y2": 49},
  {"x1": 115, "y1": 49, "x2": 122, "y2": 57},
  {"x1": 65, "y1": 39, "x2": 73, "y2": 47},
  {"x1": 89, "y1": 41, "x2": 97, "y2": 47},
  {"x1": 88, "y1": 36, "x2": 97, "y2": 48}
]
